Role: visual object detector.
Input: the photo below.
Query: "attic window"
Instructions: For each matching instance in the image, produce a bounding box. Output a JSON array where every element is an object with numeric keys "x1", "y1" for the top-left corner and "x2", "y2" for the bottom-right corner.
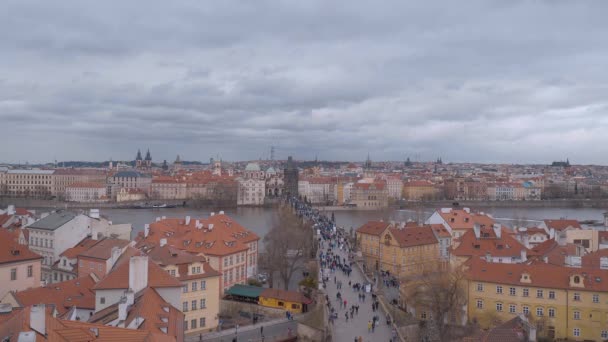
[
  {"x1": 573, "y1": 276, "x2": 580, "y2": 284},
  {"x1": 474, "y1": 244, "x2": 480, "y2": 249},
  {"x1": 464, "y1": 218, "x2": 470, "y2": 223},
  {"x1": 596, "y1": 277, "x2": 601, "y2": 283},
  {"x1": 450, "y1": 218, "x2": 455, "y2": 223}
]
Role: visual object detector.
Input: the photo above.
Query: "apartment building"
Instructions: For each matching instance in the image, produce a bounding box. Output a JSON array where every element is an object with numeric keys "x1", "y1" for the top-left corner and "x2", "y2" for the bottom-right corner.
[
  {"x1": 350, "y1": 181, "x2": 388, "y2": 209},
  {"x1": 137, "y1": 212, "x2": 259, "y2": 293},
  {"x1": 0, "y1": 169, "x2": 54, "y2": 198},
  {"x1": 0, "y1": 230, "x2": 42, "y2": 299},
  {"x1": 466, "y1": 258, "x2": 608, "y2": 341},
  {"x1": 144, "y1": 243, "x2": 221, "y2": 334}
]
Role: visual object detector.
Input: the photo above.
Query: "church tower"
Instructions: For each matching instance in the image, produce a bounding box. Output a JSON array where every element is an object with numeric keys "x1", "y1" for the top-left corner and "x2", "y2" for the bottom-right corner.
[
  {"x1": 144, "y1": 149, "x2": 152, "y2": 168},
  {"x1": 135, "y1": 149, "x2": 143, "y2": 168}
]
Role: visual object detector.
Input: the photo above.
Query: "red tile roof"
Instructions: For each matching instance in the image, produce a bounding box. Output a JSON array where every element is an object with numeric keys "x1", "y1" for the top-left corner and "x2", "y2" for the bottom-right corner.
[
  {"x1": 543, "y1": 219, "x2": 581, "y2": 231},
  {"x1": 94, "y1": 256, "x2": 181, "y2": 290},
  {"x1": 438, "y1": 209, "x2": 495, "y2": 230},
  {"x1": 143, "y1": 245, "x2": 221, "y2": 280},
  {"x1": 0, "y1": 230, "x2": 42, "y2": 265},
  {"x1": 66, "y1": 182, "x2": 106, "y2": 189},
  {"x1": 137, "y1": 214, "x2": 259, "y2": 257},
  {"x1": 12, "y1": 275, "x2": 97, "y2": 316},
  {"x1": 452, "y1": 228, "x2": 527, "y2": 258},
  {"x1": 388, "y1": 226, "x2": 438, "y2": 247},
  {"x1": 465, "y1": 258, "x2": 608, "y2": 291},
  {"x1": 78, "y1": 238, "x2": 130, "y2": 260},
  {"x1": 59, "y1": 237, "x2": 99, "y2": 259},
  {"x1": 260, "y1": 288, "x2": 312, "y2": 304},
  {"x1": 356, "y1": 221, "x2": 390, "y2": 236},
  {"x1": 353, "y1": 182, "x2": 386, "y2": 190}
]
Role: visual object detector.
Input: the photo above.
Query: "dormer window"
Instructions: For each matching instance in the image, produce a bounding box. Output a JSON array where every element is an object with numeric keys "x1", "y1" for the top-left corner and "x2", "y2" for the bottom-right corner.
[
  {"x1": 574, "y1": 276, "x2": 580, "y2": 284},
  {"x1": 450, "y1": 218, "x2": 455, "y2": 223}
]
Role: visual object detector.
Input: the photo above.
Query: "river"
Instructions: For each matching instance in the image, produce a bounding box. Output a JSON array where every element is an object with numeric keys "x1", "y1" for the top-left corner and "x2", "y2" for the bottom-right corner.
[{"x1": 69, "y1": 205, "x2": 608, "y2": 241}]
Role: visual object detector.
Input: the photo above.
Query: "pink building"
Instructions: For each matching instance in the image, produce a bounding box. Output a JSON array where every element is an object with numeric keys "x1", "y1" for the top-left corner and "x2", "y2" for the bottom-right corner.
[{"x1": 0, "y1": 230, "x2": 42, "y2": 298}]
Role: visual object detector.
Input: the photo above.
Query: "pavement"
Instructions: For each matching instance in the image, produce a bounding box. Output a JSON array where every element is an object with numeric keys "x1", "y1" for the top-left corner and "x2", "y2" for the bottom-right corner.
[
  {"x1": 322, "y1": 243, "x2": 396, "y2": 342},
  {"x1": 185, "y1": 318, "x2": 297, "y2": 342}
]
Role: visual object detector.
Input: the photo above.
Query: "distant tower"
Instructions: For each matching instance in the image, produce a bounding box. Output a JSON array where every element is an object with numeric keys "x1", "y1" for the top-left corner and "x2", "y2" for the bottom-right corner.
[
  {"x1": 284, "y1": 156, "x2": 299, "y2": 196},
  {"x1": 173, "y1": 155, "x2": 182, "y2": 171},
  {"x1": 135, "y1": 149, "x2": 143, "y2": 168},
  {"x1": 213, "y1": 158, "x2": 222, "y2": 176},
  {"x1": 144, "y1": 149, "x2": 152, "y2": 168},
  {"x1": 270, "y1": 146, "x2": 275, "y2": 161},
  {"x1": 109, "y1": 158, "x2": 114, "y2": 170},
  {"x1": 364, "y1": 153, "x2": 372, "y2": 169},
  {"x1": 364, "y1": 153, "x2": 373, "y2": 177},
  {"x1": 162, "y1": 160, "x2": 168, "y2": 171}
]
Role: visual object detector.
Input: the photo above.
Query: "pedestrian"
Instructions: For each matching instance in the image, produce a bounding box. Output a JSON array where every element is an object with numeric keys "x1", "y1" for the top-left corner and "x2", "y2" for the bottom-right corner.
[
  {"x1": 260, "y1": 325, "x2": 264, "y2": 337},
  {"x1": 367, "y1": 320, "x2": 372, "y2": 333},
  {"x1": 345, "y1": 312, "x2": 348, "y2": 322}
]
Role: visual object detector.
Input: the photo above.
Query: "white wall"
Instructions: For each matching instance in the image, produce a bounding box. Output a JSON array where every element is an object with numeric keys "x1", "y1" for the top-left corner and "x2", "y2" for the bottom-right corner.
[
  {"x1": 53, "y1": 215, "x2": 92, "y2": 260},
  {"x1": 155, "y1": 287, "x2": 181, "y2": 309},
  {"x1": 95, "y1": 289, "x2": 124, "y2": 312}
]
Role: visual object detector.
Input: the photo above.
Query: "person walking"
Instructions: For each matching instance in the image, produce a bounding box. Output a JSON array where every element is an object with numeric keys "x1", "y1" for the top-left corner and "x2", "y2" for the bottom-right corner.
[{"x1": 367, "y1": 320, "x2": 372, "y2": 333}]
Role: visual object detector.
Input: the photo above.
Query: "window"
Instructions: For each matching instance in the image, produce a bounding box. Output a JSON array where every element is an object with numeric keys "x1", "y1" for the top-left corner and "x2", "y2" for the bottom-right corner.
[
  {"x1": 200, "y1": 299, "x2": 206, "y2": 309},
  {"x1": 593, "y1": 294, "x2": 599, "y2": 303},
  {"x1": 573, "y1": 311, "x2": 580, "y2": 320},
  {"x1": 224, "y1": 258, "x2": 228, "y2": 267},
  {"x1": 170, "y1": 270, "x2": 176, "y2": 277},
  {"x1": 278, "y1": 301, "x2": 284, "y2": 307},
  {"x1": 79, "y1": 260, "x2": 83, "y2": 267},
  {"x1": 548, "y1": 308, "x2": 555, "y2": 317},
  {"x1": 549, "y1": 291, "x2": 555, "y2": 299},
  {"x1": 421, "y1": 311, "x2": 427, "y2": 319},
  {"x1": 191, "y1": 300, "x2": 197, "y2": 310},
  {"x1": 196, "y1": 266, "x2": 201, "y2": 273},
  {"x1": 573, "y1": 276, "x2": 580, "y2": 284},
  {"x1": 509, "y1": 304, "x2": 516, "y2": 314},
  {"x1": 192, "y1": 282, "x2": 198, "y2": 291},
  {"x1": 536, "y1": 290, "x2": 543, "y2": 298},
  {"x1": 509, "y1": 287, "x2": 516, "y2": 296},
  {"x1": 10, "y1": 268, "x2": 16, "y2": 281},
  {"x1": 27, "y1": 265, "x2": 33, "y2": 277},
  {"x1": 183, "y1": 302, "x2": 188, "y2": 312},
  {"x1": 523, "y1": 288, "x2": 529, "y2": 297},
  {"x1": 496, "y1": 303, "x2": 503, "y2": 312},
  {"x1": 183, "y1": 285, "x2": 188, "y2": 293},
  {"x1": 496, "y1": 286, "x2": 503, "y2": 294},
  {"x1": 191, "y1": 267, "x2": 196, "y2": 274},
  {"x1": 602, "y1": 331, "x2": 608, "y2": 339},
  {"x1": 523, "y1": 306, "x2": 529, "y2": 315},
  {"x1": 184, "y1": 320, "x2": 188, "y2": 331},
  {"x1": 100, "y1": 297, "x2": 105, "y2": 304},
  {"x1": 573, "y1": 293, "x2": 580, "y2": 301},
  {"x1": 573, "y1": 328, "x2": 580, "y2": 337},
  {"x1": 201, "y1": 280, "x2": 206, "y2": 290},
  {"x1": 536, "y1": 307, "x2": 544, "y2": 316},
  {"x1": 200, "y1": 317, "x2": 206, "y2": 327},
  {"x1": 476, "y1": 300, "x2": 483, "y2": 309}
]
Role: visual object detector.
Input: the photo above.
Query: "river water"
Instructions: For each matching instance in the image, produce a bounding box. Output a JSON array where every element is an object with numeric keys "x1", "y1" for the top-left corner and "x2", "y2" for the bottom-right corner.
[{"x1": 88, "y1": 205, "x2": 607, "y2": 241}]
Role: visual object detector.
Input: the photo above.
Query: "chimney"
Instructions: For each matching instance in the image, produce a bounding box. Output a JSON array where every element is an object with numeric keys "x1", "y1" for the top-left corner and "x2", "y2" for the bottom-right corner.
[
  {"x1": 155, "y1": 217, "x2": 160, "y2": 222},
  {"x1": 129, "y1": 256, "x2": 149, "y2": 293},
  {"x1": 185, "y1": 216, "x2": 191, "y2": 225},
  {"x1": 7, "y1": 205, "x2": 15, "y2": 215},
  {"x1": 118, "y1": 297, "x2": 128, "y2": 322},
  {"x1": 125, "y1": 289, "x2": 135, "y2": 305},
  {"x1": 30, "y1": 304, "x2": 46, "y2": 335},
  {"x1": 89, "y1": 209, "x2": 100, "y2": 219},
  {"x1": 549, "y1": 228, "x2": 555, "y2": 240},
  {"x1": 195, "y1": 219, "x2": 200, "y2": 228},
  {"x1": 160, "y1": 238, "x2": 167, "y2": 247},
  {"x1": 161, "y1": 216, "x2": 166, "y2": 220},
  {"x1": 210, "y1": 212, "x2": 215, "y2": 217},
  {"x1": 543, "y1": 256, "x2": 548, "y2": 263},
  {"x1": 219, "y1": 210, "x2": 225, "y2": 215},
  {"x1": 473, "y1": 224, "x2": 481, "y2": 239},
  {"x1": 520, "y1": 249, "x2": 527, "y2": 262},
  {"x1": 208, "y1": 224, "x2": 214, "y2": 231},
  {"x1": 144, "y1": 224, "x2": 150, "y2": 237}
]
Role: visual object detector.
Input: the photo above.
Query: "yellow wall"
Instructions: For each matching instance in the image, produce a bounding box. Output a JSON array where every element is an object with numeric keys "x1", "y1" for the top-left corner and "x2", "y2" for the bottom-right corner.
[
  {"x1": 379, "y1": 230, "x2": 440, "y2": 279},
  {"x1": 403, "y1": 186, "x2": 438, "y2": 201},
  {"x1": 467, "y1": 280, "x2": 608, "y2": 341},
  {"x1": 258, "y1": 296, "x2": 304, "y2": 313},
  {"x1": 357, "y1": 232, "x2": 381, "y2": 271}
]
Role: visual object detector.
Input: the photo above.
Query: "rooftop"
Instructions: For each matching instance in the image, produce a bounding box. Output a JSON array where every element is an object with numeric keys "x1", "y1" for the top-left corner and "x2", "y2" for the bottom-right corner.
[
  {"x1": 27, "y1": 211, "x2": 77, "y2": 231},
  {"x1": 0, "y1": 230, "x2": 42, "y2": 265}
]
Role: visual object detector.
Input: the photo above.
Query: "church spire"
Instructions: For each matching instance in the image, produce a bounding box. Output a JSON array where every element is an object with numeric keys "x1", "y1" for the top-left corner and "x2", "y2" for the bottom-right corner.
[{"x1": 136, "y1": 149, "x2": 142, "y2": 161}]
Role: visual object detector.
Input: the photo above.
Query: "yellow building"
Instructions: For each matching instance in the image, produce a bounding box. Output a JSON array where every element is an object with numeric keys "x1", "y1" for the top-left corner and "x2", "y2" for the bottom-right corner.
[
  {"x1": 466, "y1": 258, "x2": 608, "y2": 341},
  {"x1": 379, "y1": 224, "x2": 440, "y2": 279},
  {"x1": 145, "y1": 244, "x2": 221, "y2": 334},
  {"x1": 402, "y1": 180, "x2": 440, "y2": 201},
  {"x1": 356, "y1": 221, "x2": 390, "y2": 271},
  {"x1": 258, "y1": 288, "x2": 311, "y2": 314}
]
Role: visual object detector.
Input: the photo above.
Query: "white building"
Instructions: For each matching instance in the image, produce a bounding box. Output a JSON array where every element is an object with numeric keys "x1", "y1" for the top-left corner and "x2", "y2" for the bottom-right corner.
[
  {"x1": 65, "y1": 182, "x2": 107, "y2": 202},
  {"x1": 107, "y1": 171, "x2": 151, "y2": 201},
  {"x1": 0, "y1": 169, "x2": 54, "y2": 198},
  {"x1": 237, "y1": 163, "x2": 265, "y2": 206}
]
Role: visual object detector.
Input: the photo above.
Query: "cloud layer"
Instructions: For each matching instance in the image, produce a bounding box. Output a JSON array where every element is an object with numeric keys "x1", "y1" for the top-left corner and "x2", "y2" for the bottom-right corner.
[{"x1": 1, "y1": 0, "x2": 608, "y2": 164}]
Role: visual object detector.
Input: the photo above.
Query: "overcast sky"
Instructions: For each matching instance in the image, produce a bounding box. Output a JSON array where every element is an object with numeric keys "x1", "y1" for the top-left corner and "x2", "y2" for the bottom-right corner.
[{"x1": 1, "y1": 1, "x2": 608, "y2": 164}]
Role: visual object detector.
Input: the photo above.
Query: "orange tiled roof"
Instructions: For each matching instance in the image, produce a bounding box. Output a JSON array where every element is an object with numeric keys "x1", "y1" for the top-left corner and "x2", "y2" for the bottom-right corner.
[
  {"x1": 59, "y1": 237, "x2": 99, "y2": 259},
  {"x1": 465, "y1": 258, "x2": 608, "y2": 292},
  {"x1": 543, "y1": 219, "x2": 581, "y2": 231},
  {"x1": 13, "y1": 275, "x2": 97, "y2": 316},
  {"x1": 137, "y1": 214, "x2": 259, "y2": 257},
  {"x1": 89, "y1": 287, "x2": 183, "y2": 339},
  {"x1": 452, "y1": 228, "x2": 528, "y2": 258},
  {"x1": 260, "y1": 288, "x2": 312, "y2": 304},
  {"x1": 143, "y1": 245, "x2": 221, "y2": 280},
  {"x1": 0, "y1": 229, "x2": 42, "y2": 265},
  {"x1": 79, "y1": 238, "x2": 130, "y2": 260},
  {"x1": 354, "y1": 182, "x2": 386, "y2": 190},
  {"x1": 438, "y1": 209, "x2": 495, "y2": 230},
  {"x1": 94, "y1": 255, "x2": 181, "y2": 290},
  {"x1": 356, "y1": 221, "x2": 390, "y2": 236},
  {"x1": 388, "y1": 226, "x2": 438, "y2": 247}
]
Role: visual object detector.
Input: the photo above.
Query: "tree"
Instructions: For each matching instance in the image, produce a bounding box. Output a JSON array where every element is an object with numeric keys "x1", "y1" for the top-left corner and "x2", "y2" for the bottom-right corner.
[
  {"x1": 402, "y1": 263, "x2": 467, "y2": 340},
  {"x1": 261, "y1": 205, "x2": 313, "y2": 290}
]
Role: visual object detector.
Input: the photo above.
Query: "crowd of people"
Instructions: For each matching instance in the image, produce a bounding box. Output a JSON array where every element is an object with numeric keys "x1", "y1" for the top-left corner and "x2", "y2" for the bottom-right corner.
[{"x1": 287, "y1": 196, "x2": 399, "y2": 342}]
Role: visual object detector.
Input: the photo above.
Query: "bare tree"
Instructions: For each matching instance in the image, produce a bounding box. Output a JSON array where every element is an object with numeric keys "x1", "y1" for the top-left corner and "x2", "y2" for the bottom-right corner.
[
  {"x1": 402, "y1": 262, "x2": 467, "y2": 340},
  {"x1": 261, "y1": 205, "x2": 313, "y2": 290}
]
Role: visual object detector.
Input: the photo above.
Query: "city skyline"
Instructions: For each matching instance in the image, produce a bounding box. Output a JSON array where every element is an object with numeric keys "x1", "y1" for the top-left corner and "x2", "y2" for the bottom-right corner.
[{"x1": 2, "y1": 1, "x2": 608, "y2": 163}]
